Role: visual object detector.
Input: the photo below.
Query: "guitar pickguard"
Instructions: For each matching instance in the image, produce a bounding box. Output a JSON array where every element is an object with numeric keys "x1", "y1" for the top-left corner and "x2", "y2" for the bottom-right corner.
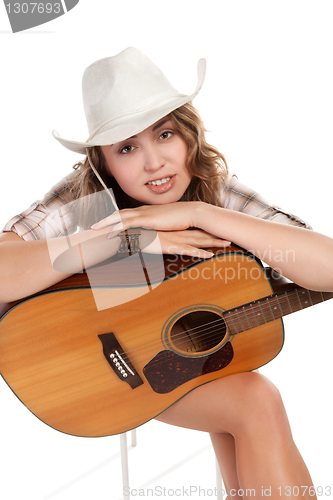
[{"x1": 143, "y1": 342, "x2": 234, "y2": 394}]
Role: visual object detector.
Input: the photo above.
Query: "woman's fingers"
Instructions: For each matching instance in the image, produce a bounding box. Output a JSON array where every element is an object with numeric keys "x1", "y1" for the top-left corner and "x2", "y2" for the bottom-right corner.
[
  {"x1": 92, "y1": 212, "x2": 232, "y2": 258},
  {"x1": 91, "y1": 202, "x2": 199, "y2": 233},
  {"x1": 107, "y1": 227, "x2": 231, "y2": 257},
  {"x1": 151, "y1": 229, "x2": 231, "y2": 257},
  {"x1": 91, "y1": 212, "x2": 121, "y2": 230},
  {"x1": 182, "y1": 229, "x2": 231, "y2": 248},
  {"x1": 172, "y1": 246, "x2": 215, "y2": 259}
]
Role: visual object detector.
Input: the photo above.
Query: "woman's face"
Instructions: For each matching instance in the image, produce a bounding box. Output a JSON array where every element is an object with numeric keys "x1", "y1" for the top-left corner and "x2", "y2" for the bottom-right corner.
[{"x1": 101, "y1": 117, "x2": 191, "y2": 206}]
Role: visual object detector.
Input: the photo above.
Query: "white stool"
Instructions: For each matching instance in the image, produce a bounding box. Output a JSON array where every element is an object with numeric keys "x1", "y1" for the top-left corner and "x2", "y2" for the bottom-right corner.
[
  {"x1": 120, "y1": 430, "x2": 224, "y2": 500},
  {"x1": 120, "y1": 431, "x2": 136, "y2": 499}
]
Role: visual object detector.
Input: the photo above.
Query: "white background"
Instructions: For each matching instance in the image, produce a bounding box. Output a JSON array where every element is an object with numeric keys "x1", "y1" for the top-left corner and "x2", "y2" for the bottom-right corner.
[{"x1": 0, "y1": 1, "x2": 332, "y2": 499}]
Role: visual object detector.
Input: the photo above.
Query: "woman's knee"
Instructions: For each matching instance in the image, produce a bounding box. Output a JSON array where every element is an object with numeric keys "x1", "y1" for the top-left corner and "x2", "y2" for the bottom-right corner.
[{"x1": 228, "y1": 372, "x2": 290, "y2": 436}]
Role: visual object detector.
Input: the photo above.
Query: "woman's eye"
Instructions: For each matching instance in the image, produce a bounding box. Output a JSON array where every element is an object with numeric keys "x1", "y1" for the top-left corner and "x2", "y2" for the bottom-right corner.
[
  {"x1": 119, "y1": 145, "x2": 134, "y2": 154},
  {"x1": 159, "y1": 131, "x2": 173, "y2": 140}
]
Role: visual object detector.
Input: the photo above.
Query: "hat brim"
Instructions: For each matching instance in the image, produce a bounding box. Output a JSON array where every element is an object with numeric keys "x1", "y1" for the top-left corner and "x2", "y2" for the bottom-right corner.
[{"x1": 52, "y1": 58, "x2": 206, "y2": 154}]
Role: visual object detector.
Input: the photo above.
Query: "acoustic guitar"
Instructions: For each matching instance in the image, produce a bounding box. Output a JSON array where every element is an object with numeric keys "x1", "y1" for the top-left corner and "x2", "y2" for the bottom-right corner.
[{"x1": 0, "y1": 245, "x2": 331, "y2": 437}]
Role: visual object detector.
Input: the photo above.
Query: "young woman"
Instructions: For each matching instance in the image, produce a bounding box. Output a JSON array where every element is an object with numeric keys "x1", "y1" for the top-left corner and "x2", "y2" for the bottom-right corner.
[{"x1": 1, "y1": 47, "x2": 332, "y2": 498}]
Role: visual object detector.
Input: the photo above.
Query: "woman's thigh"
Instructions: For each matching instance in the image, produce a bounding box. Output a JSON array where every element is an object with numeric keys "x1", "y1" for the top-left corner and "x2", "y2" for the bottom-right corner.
[{"x1": 155, "y1": 371, "x2": 286, "y2": 436}]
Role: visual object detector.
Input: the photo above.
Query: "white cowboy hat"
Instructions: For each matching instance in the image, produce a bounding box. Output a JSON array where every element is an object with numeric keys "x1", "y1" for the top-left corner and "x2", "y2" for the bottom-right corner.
[{"x1": 52, "y1": 47, "x2": 206, "y2": 154}]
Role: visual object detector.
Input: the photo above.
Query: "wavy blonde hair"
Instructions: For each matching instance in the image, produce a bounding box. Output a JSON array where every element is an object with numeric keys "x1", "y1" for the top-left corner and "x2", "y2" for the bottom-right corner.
[
  {"x1": 169, "y1": 103, "x2": 228, "y2": 205},
  {"x1": 69, "y1": 103, "x2": 228, "y2": 228}
]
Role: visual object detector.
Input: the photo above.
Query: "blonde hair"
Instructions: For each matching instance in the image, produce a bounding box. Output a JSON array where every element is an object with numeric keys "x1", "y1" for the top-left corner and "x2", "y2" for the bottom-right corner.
[
  {"x1": 168, "y1": 103, "x2": 228, "y2": 206},
  {"x1": 69, "y1": 103, "x2": 228, "y2": 228}
]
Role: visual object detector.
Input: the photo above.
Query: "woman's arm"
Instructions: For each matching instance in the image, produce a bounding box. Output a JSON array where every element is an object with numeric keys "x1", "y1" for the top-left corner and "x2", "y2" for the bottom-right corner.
[
  {"x1": 0, "y1": 229, "x2": 120, "y2": 303},
  {"x1": 93, "y1": 201, "x2": 333, "y2": 292},
  {"x1": 0, "y1": 224, "x2": 229, "y2": 303},
  {"x1": 196, "y1": 203, "x2": 333, "y2": 292}
]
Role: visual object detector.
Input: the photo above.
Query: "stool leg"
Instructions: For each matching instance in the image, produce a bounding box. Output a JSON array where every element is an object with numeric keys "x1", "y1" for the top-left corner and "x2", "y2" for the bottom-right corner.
[
  {"x1": 216, "y1": 457, "x2": 224, "y2": 500},
  {"x1": 120, "y1": 433, "x2": 130, "y2": 500},
  {"x1": 131, "y1": 429, "x2": 137, "y2": 447}
]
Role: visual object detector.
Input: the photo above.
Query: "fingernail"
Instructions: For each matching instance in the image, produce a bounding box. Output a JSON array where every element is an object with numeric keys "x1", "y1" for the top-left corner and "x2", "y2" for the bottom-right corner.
[
  {"x1": 107, "y1": 230, "x2": 121, "y2": 239},
  {"x1": 91, "y1": 223, "x2": 100, "y2": 229}
]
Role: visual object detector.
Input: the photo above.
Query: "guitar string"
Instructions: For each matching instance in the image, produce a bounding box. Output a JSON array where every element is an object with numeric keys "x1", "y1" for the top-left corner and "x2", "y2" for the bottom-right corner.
[
  {"x1": 117, "y1": 289, "x2": 323, "y2": 366},
  {"x1": 121, "y1": 320, "x2": 227, "y2": 365},
  {"x1": 115, "y1": 317, "x2": 301, "y2": 374},
  {"x1": 124, "y1": 291, "x2": 313, "y2": 372},
  {"x1": 118, "y1": 289, "x2": 321, "y2": 364},
  {"x1": 127, "y1": 292, "x2": 325, "y2": 369},
  {"x1": 118, "y1": 317, "x2": 226, "y2": 365}
]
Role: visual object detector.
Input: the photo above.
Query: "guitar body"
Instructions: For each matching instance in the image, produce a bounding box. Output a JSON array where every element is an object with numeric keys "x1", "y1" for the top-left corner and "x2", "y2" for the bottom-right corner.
[{"x1": 0, "y1": 247, "x2": 284, "y2": 437}]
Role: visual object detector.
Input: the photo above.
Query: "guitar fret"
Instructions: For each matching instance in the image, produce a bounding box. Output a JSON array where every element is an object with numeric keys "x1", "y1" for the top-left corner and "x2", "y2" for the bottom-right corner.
[
  {"x1": 312, "y1": 290, "x2": 325, "y2": 305},
  {"x1": 223, "y1": 286, "x2": 333, "y2": 336},
  {"x1": 307, "y1": 290, "x2": 314, "y2": 307},
  {"x1": 235, "y1": 309, "x2": 246, "y2": 332},
  {"x1": 241, "y1": 306, "x2": 253, "y2": 330},
  {"x1": 294, "y1": 288, "x2": 303, "y2": 310},
  {"x1": 286, "y1": 289, "x2": 302, "y2": 314},
  {"x1": 270, "y1": 294, "x2": 284, "y2": 318},
  {"x1": 248, "y1": 304, "x2": 258, "y2": 327},
  {"x1": 279, "y1": 292, "x2": 292, "y2": 316},
  {"x1": 285, "y1": 292, "x2": 293, "y2": 314},
  {"x1": 265, "y1": 297, "x2": 277, "y2": 322},
  {"x1": 244, "y1": 304, "x2": 259, "y2": 329},
  {"x1": 300, "y1": 289, "x2": 324, "y2": 308},
  {"x1": 230, "y1": 309, "x2": 244, "y2": 334},
  {"x1": 258, "y1": 302, "x2": 267, "y2": 323},
  {"x1": 224, "y1": 311, "x2": 240, "y2": 335},
  {"x1": 296, "y1": 289, "x2": 310, "y2": 308},
  {"x1": 295, "y1": 289, "x2": 303, "y2": 309},
  {"x1": 251, "y1": 303, "x2": 265, "y2": 326}
]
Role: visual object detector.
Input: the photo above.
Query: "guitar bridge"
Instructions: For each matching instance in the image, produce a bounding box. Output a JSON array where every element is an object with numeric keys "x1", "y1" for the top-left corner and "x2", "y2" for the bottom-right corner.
[{"x1": 98, "y1": 333, "x2": 143, "y2": 389}]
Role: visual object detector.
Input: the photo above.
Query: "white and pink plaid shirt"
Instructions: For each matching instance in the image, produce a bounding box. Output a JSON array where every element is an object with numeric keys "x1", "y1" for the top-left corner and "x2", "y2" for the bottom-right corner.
[{"x1": 1, "y1": 172, "x2": 311, "y2": 241}]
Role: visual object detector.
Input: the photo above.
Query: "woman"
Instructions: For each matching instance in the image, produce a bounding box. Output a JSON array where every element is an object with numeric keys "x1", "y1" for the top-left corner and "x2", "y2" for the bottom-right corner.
[{"x1": 1, "y1": 47, "x2": 332, "y2": 498}]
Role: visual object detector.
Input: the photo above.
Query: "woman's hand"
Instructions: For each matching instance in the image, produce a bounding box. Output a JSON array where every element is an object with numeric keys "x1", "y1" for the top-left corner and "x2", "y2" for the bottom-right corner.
[
  {"x1": 91, "y1": 202, "x2": 203, "y2": 233},
  {"x1": 91, "y1": 202, "x2": 231, "y2": 259},
  {"x1": 142, "y1": 228, "x2": 231, "y2": 259}
]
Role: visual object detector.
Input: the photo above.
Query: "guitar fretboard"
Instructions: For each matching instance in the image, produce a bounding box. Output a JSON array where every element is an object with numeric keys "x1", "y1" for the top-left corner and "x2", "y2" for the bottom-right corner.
[{"x1": 224, "y1": 287, "x2": 333, "y2": 335}]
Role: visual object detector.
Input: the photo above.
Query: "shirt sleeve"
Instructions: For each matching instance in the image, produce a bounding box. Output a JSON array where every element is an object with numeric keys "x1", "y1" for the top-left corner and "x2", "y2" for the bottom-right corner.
[
  {"x1": 1, "y1": 174, "x2": 78, "y2": 241},
  {"x1": 220, "y1": 173, "x2": 312, "y2": 229}
]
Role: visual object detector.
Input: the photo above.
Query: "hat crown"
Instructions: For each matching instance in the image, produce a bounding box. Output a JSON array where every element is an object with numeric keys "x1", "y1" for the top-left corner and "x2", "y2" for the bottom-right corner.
[
  {"x1": 82, "y1": 47, "x2": 179, "y2": 137},
  {"x1": 53, "y1": 47, "x2": 206, "y2": 153}
]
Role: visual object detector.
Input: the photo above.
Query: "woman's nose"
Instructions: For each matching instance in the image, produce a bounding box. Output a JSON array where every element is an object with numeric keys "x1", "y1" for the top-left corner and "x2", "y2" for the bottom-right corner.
[{"x1": 143, "y1": 144, "x2": 164, "y2": 171}]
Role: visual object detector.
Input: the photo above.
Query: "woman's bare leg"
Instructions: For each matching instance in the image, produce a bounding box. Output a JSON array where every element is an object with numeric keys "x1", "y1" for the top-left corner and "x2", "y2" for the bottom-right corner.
[
  {"x1": 155, "y1": 372, "x2": 315, "y2": 500},
  {"x1": 211, "y1": 432, "x2": 242, "y2": 499}
]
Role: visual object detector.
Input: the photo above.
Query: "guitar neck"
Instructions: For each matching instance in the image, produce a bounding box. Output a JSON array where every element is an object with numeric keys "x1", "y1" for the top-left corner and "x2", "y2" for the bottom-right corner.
[{"x1": 224, "y1": 286, "x2": 333, "y2": 335}]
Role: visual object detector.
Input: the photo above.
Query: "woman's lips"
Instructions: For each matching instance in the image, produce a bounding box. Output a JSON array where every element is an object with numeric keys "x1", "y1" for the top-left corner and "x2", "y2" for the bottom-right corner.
[{"x1": 145, "y1": 175, "x2": 176, "y2": 193}]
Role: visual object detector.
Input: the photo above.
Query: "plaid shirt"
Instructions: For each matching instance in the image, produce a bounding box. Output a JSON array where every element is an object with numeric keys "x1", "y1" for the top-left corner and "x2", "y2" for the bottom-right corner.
[{"x1": 1, "y1": 172, "x2": 311, "y2": 241}]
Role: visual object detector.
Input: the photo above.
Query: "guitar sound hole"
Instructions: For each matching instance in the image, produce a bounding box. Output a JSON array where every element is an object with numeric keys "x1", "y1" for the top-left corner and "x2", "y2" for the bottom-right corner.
[{"x1": 170, "y1": 311, "x2": 226, "y2": 354}]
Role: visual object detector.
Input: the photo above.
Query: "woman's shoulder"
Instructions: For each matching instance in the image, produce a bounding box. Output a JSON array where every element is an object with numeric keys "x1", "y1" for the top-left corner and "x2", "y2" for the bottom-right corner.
[
  {"x1": 42, "y1": 171, "x2": 78, "y2": 205},
  {"x1": 219, "y1": 172, "x2": 254, "y2": 211},
  {"x1": 1, "y1": 172, "x2": 79, "y2": 241},
  {"x1": 219, "y1": 172, "x2": 311, "y2": 229}
]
